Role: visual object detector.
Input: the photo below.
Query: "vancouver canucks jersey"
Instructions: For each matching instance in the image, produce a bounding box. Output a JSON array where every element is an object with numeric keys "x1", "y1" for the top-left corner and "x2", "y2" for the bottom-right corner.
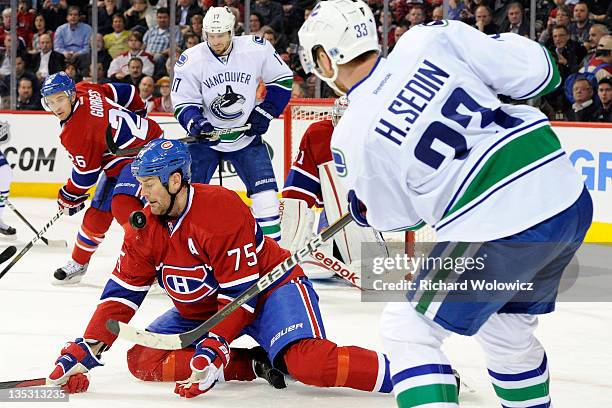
[
  {"x1": 172, "y1": 35, "x2": 293, "y2": 152},
  {"x1": 331, "y1": 21, "x2": 585, "y2": 241}
]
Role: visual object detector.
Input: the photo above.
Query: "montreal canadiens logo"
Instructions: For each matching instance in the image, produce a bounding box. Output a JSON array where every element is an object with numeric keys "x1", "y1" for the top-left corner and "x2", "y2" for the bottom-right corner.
[
  {"x1": 161, "y1": 141, "x2": 174, "y2": 149},
  {"x1": 162, "y1": 264, "x2": 217, "y2": 303}
]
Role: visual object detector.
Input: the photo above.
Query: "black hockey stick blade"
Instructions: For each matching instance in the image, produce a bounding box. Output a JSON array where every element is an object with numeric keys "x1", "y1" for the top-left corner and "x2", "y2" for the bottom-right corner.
[
  {"x1": 0, "y1": 246, "x2": 16, "y2": 264},
  {"x1": 0, "y1": 378, "x2": 48, "y2": 389},
  {"x1": 106, "y1": 213, "x2": 353, "y2": 350}
]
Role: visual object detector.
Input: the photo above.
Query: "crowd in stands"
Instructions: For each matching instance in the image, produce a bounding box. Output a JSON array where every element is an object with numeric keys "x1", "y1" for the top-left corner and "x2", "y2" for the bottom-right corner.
[{"x1": 0, "y1": 0, "x2": 609, "y2": 121}]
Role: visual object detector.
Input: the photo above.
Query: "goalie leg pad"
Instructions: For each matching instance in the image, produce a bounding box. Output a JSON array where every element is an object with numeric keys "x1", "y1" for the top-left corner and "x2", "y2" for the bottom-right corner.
[
  {"x1": 279, "y1": 198, "x2": 315, "y2": 253},
  {"x1": 251, "y1": 190, "x2": 281, "y2": 241}
]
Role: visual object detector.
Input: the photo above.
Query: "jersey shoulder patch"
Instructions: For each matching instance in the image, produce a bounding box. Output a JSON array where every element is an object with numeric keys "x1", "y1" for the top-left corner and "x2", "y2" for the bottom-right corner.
[{"x1": 252, "y1": 35, "x2": 267, "y2": 45}]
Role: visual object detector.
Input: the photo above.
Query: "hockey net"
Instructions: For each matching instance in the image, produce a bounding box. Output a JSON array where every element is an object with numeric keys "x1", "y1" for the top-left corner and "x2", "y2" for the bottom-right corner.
[{"x1": 283, "y1": 98, "x2": 436, "y2": 253}]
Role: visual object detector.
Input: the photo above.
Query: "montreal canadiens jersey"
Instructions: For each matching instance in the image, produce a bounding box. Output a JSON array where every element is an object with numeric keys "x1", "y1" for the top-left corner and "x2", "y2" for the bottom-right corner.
[
  {"x1": 84, "y1": 184, "x2": 304, "y2": 346},
  {"x1": 283, "y1": 119, "x2": 335, "y2": 207},
  {"x1": 60, "y1": 82, "x2": 163, "y2": 195},
  {"x1": 331, "y1": 21, "x2": 585, "y2": 241},
  {"x1": 172, "y1": 35, "x2": 293, "y2": 152}
]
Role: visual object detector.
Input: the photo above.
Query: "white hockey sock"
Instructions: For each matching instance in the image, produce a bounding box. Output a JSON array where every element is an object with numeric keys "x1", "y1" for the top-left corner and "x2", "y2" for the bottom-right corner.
[
  {"x1": 0, "y1": 164, "x2": 12, "y2": 222},
  {"x1": 251, "y1": 190, "x2": 281, "y2": 241}
]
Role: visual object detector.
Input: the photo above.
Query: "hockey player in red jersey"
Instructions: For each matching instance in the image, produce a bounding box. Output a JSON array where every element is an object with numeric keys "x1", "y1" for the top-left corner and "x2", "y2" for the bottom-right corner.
[
  {"x1": 40, "y1": 72, "x2": 163, "y2": 284},
  {"x1": 46, "y1": 139, "x2": 393, "y2": 398}
]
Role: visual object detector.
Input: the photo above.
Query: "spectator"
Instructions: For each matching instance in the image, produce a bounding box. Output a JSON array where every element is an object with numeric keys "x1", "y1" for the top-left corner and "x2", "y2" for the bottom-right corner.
[
  {"x1": 500, "y1": 2, "x2": 529, "y2": 36},
  {"x1": 405, "y1": 5, "x2": 426, "y2": 29},
  {"x1": 377, "y1": 10, "x2": 395, "y2": 49},
  {"x1": 103, "y1": 14, "x2": 130, "y2": 58},
  {"x1": 184, "y1": 33, "x2": 200, "y2": 49},
  {"x1": 29, "y1": 14, "x2": 54, "y2": 55},
  {"x1": 568, "y1": 1, "x2": 593, "y2": 43},
  {"x1": 143, "y1": 7, "x2": 183, "y2": 78},
  {"x1": 1, "y1": 54, "x2": 38, "y2": 97},
  {"x1": 582, "y1": 24, "x2": 609, "y2": 63},
  {"x1": 54, "y1": 6, "x2": 92, "y2": 70},
  {"x1": 0, "y1": 36, "x2": 26, "y2": 79},
  {"x1": 448, "y1": 0, "x2": 468, "y2": 20},
  {"x1": 262, "y1": 27, "x2": 285, "y2": 56},
  {"x1": 17, "y1": 0, "x2": 35, "y2": 40},
  {"x1": 389, "y1": 22, "x2": 409, "y2": 52},
  {"x1": 122, "y1": 57, "x2": 144, "y2": 87},
  {"x1": 16, "y1": 77, "x2": 42, "y2": 110},
  {"x1": 539, "y1": 5, "x2": 571, "y2": 46},
  {"x1": 108, "y1": 31, "x2": 154, "y2": 79},
  {"x1": 473, "y1": 5, "x2": 499, "y2": 34},
  {"x1": 291, "y1": 77, "x2": 305, "y2": 98},
  {"x1": 583, "y1": 35, "x2": 612, "y2": 81},
  {"x1": 176, "y1": 0, "x2": 203, "y2": 27},
  {"x1": 0, "y1": 8, "x2": 28, "y2": 48},
  {"x1": 189, "y1": 13, "x2": 204, "y2": 41},
  {"x1": 432, "y1": 6, "x2": 444, "y2": 21},
  {"x1": 249, "y1": 12, "x2": 264, "y2": 35},
  {"x1": 595, "y1": 77, "x2": 612, "y2": 121},
  {"x1": 99, "y1": 0, "x2": 123, "y2": 35},
  {"x1": 40, "y1": 0, "x2": 68, "y2": 32},
  {"x1": 252, "y1": 0, "x2": 284, "y2": 34},
  {"x1": 32, "y1": 33, "x2": 65, "y2": 81},
  {"x1": 64, "y1": 61, "x2": 82, "y2": 82},
  {"x1": 566, "y1": 76, "x2": 599, "y2": 120},
  {"x1": 124, "y1": 0, "x2": 149, "y2": 34},
  {"x1": 138, "y1": 75, "x2": 155, "y2": 112},
  {"x1": 163, "y1": 47, "x2": 182, "y2": 77},
  {"x1": 152, "y1": 75, "x2": 172, "y2": 112},
  {"x1": 82, "y1": 62, "x2": 111, "y2": 84},
  {"x1": 551, "y1": 25, "x2": 587, "y2": 76}
]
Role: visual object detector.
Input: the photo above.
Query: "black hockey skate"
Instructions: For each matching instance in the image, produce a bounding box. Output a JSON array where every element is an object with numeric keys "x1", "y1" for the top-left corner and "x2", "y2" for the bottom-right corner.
[
  {"x1": 250, "y1": 346, "x2": 286, "y2": 389},
  {"x1": 0, "y1": 224, "x2": 16, "y2": 238}
]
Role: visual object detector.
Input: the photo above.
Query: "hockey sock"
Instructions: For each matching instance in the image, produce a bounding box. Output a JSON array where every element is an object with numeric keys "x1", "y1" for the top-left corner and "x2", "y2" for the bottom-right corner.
[
  {"x1": 283, "y1": 338, "x2": 392, "y2": 393},
  {"x1": 251, "y1": 190, "x2": 281, "y2": 241},
  {"x1": 72, "y1": 207, "x2": 113, "y2": 265},
  {"x1": 111, "y1": 194, "x2": 144, "y2": 231},
  {"x1": 0, "y1": 163, "x2": 10, "y2": 224},
  {"x1": 126, "y1": 345, "x2": 256, "y2": 382},
  {"x1": 487, "y1": 353, "x2": 550, "y2": 407}
]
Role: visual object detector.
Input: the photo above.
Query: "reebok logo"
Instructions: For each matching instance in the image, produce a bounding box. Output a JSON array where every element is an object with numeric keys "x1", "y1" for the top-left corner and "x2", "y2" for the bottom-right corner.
[{"x1": 312, "y1": 250, "x2": 359, "y2": 285}]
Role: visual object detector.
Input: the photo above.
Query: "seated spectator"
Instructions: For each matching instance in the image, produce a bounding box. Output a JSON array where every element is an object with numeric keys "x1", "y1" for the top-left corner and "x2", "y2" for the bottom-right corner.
[
  {"x1": 184, "y1": 33, "x2": 200, "y2": 49},
  {"x1": 104, "y1": 14, "x2": 130, "y2": 58},
  {"x1": 249, "y1": 12, "x2": 264, "y2": 35},
  {"x1": 581, "y1": 24, "x2": 609, "y2": 66},
  {"x1": 377, "y1": 10, "x2": 396, "y2": 49},
  {"x1": 122, "y1": 56, "x2": 145, "y2": 87},
  {"x1": 262, "y1": 28, "x2": 286, "y2": 56},
  {"x1": 291, "y1": 78, "x2": 305, "y2": 98},
  {"x1": 29, "y1": 14, "x2": 54, "y2": 55},
  {"x1": 32, "y1": 33, "x2": 65, "y2": 81},
  {"x1": 580, "y1": 34, "x2": 612, "y2": 81},
  {"x1": 389, "y1": 22, "x2": 409, "y2": 52},
  {"x1": 0, "y1": 54, "x2": 38, "y2": 96},
  {"x1": 0, "y1": 36, "x2": 27, "y2": 80},
  {"x1": 40, "y1": 0, "x2": 68, "y2": 32},
  {"x1": 64, "y1": 62, "x2": 82, "y2": 82},
  {"x1": 551, "y1": 25, "x2": 587, "y2": 77},
  {"x1": 565, "y1": 76, "x2": 599, "y2": 121},
  {"x1": 405, "y1": 5, "x2": 426, "y2": 29},
  {"x1": 0, "y1": 8, "x2": 29, "y2": 48},
  {"x1": 54, "y1": 6, "x2": 92, "y2": 70},
  {"x1": 500, "y1": 2, "x2": 530, "y2": 36},
  {"x1": 189, "y1": 13, "x2": 204, "y2": 41},
  {"x1": 143, "y1": 7, "x2": 182, "y2": 78},
  {"x1": 473, "y1": 5, "x2": 499, "y2": 34},
  {"x1": 432, "y1": 6, "x2": 444, "y2": 20},
  {"x1": 447, "y1": 0, "x2": 468, "y2": 20},
  {"x1": 138, "y1": 75, "x2": 155, "y2": 112},
  {"x1": 17, "y1": 0, "x2": 35, "y2": 41},
  {"x1": 108, "y1": 31, "x2": 154, "y2": 79},
  {"x1": 152, "y1": 75, "x2": 172, "y2": 112},
  {"x1": 99, "y1": 0, "x2": 123, "y2": 35},
  {"x1": 176, "y1": 0, "x2": 203, "y2": 28},
  {"x1": 568, "y1": 1, "x2": 593, "y2": 44},
  {"x1": 252, "y1": 0, "x2": 283, "y2": 34},
  {"x1": 16, "y1": 77, "x2": 42, "y2": 110},
  {"x1": 124, "y1": 0, "x2": 149, "y2": 34},
  {"x1": 539, "y1": 5, "x2": 571, "y2": 46},
  {"x1": 83, "y1": 62, "x2": 112, "y2": 84},
  {"x1": 595, "y1": 77, "x2": 612, "y2": 121},
  {"x1": 163, "y1": 47, "x2": 183, "y2": 78}
]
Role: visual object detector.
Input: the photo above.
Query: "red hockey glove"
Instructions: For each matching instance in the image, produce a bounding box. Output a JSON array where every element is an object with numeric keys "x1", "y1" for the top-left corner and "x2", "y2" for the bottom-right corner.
[
  {"x1": 48, "y1": 338, "x2": 105, "y2": 393},
  {"x1": 57, "y1": 186, "x2": 89, "y2": 216}
]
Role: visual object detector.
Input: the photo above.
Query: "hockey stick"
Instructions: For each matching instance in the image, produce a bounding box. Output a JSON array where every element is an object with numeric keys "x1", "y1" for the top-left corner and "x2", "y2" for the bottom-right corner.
[
  {"x1": 0, "y1": 378, "x2": 49, "y2": 389},
  {"x1": 5, "y1": 200, "x2": 67, "y2": 247},
  {"x1": 0, "y1": 210, "x2": 63, "y2": 280},
  {"x1": 105, "y1": 125, "x2": 252, "y2": 156},
  {"x1": 106, "y1": 213, "x2": 354, "y2": 350}
]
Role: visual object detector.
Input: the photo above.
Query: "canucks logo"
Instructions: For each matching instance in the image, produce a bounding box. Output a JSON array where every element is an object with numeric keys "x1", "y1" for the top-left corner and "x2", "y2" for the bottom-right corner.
[
  {"x1": 209, "y1": 85, "x2": 246, "y2": 121},
  {"x1": 332, "y1": 148, "x2": 348, "y2": 177}
]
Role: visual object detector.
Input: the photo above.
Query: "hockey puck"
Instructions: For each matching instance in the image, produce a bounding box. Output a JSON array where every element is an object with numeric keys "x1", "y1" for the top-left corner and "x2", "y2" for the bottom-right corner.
[
  {"x1": 54, "y1": 269, "x2": 67, "y2": 280},
  {"x1": 129, "y1": 211, "x2": 147, "y2": 229}
]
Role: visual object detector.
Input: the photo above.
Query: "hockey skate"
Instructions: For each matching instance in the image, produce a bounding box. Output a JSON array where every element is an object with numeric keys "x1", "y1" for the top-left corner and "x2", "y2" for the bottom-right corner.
[
  {"x1": 0, "y1": 222, "x2": 16, "y2": 239},
  {"x1": 249, "y1": 346, "x2": 286, "y2": 389},
  {"x1": 52, "y1": 260, "x2": 88, "y2": 285}
]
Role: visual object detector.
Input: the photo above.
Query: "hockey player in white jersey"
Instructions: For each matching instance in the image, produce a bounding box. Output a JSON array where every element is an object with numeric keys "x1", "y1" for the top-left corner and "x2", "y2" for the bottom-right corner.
[
  {"x1": 172, "y1": 6, "x2": 292, "y2": 242},
  {"x1": 300, "y1": 2, "x2": 593, "y2": 407},
  {"x1": 0, "y1": 121, "x2": 16, "y2": 237}
]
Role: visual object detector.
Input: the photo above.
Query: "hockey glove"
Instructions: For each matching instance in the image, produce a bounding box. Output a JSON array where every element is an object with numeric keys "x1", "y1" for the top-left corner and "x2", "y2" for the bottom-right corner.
[
  {"x1": 245, "y1": 103, "x2": 275, "y2": 136},
  {"x1": 348, "y1": 190, "x2": 370, "y2": 227},
  {"x1": 174, "y1": 333, "x2": 230, "y2": 398},
  {"x1": 48, "y1": 338, "x2": 105, "y2": 393},
  {"x1": 58, "y1": 186, "x2": 89, "y2": 216},
  {"x1": 187, "y1": 118, "x2": 220, "y2": 146}
]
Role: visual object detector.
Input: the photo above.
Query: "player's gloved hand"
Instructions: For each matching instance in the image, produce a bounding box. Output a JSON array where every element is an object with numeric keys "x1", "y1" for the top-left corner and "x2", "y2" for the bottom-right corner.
[
  {"x1": 245, "y1": 103, "x2": 274, "y2": 136},
  {"x1": 348, "y1": 190, "x2": 370, "y2": 227},
  {"x1": 57, "y1": 186, "x2": 89, "y2": 216},
  {"x1": 48, "y1": 338, "x2": 105, "y2": 393},
  {"x1": 187, "y1": 118, "x2": 220, "y2": 146},
  {"x1": 174, "y1": 333, "x2": 230, "y2": 398}
]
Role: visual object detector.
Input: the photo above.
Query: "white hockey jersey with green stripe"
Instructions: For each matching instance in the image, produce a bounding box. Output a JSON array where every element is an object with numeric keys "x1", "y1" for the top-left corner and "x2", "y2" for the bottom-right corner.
[
  {"x1": 172, "y1": 35, "x2": 292, "y2": 152},
  {"x1": 331, "y1": 20, "x2": 584, "y2": 241}
]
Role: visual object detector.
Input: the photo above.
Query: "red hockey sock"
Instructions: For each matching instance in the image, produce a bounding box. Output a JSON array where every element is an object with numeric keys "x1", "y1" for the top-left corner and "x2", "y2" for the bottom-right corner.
[
  {"x1": 283, "y1": 338, "x2": 383, "y2": 392},
  {"x1": 126, "y1": 345, "x2": 256, "y2": 382},
  {"x1": 111, "y1": 194, "x2": 143, "y2": 231},
  {"x1": 71, "y1": 207, "x2": 113, "y2": 265}
]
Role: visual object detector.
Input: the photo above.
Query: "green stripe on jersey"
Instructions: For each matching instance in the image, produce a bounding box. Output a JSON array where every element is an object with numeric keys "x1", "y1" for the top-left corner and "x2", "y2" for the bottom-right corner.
[
  {"x1": 270, "y1": 77, "x2": 293, "y2": 90},
  {"x1": 492, "y1": 378, "x2": 550, "y2": 402},
  {"x1": 445, "y1": 125, "x2": 561, "y2": 219},
  {"x1": 396, "y1": 383, "x2": 458, "y2": 407},
  {"x1": 534, "y1": 48, "x2": 561, "y2": 98},
  {"x1": 261, "y1": 223, "x2": 281, "y2": 236}
]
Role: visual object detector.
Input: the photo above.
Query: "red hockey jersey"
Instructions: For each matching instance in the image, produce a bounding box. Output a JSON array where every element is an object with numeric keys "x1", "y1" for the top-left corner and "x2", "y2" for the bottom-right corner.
[
  {"x1": 282, "y1": 120, "x2": 334, "y2": 207},
  {"x1": 84, "y1": 184, "x2": 304, "y2": 346},
  {"x1": 60, "y1": 82, "x2": 163, "y2": 196}
]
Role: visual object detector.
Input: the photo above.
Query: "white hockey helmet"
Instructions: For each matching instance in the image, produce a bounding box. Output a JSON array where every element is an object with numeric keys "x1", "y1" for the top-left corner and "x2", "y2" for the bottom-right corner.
[
  {"x1": 331, "y1": 95, "x2": 349, "y2": 127},
  {"x1": 203, "y1": 6, "x2": 235, "y2": 38},
  {"x1": 298, "y1": 0, "x2": 379, "y2": 95}
]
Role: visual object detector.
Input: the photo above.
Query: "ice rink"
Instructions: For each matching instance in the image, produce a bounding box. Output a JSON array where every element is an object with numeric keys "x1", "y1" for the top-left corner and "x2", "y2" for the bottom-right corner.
[{"x1": 0, "y1": 197, "x2": 610, "y2": 407}]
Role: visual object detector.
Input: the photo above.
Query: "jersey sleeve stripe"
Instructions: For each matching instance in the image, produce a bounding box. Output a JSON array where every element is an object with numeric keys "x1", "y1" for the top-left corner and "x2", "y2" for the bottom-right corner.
[
  {"x1": 70, "y1": 171, "x2": 99, "y2": 190},
  {"x1": 103, "y1": 156, "x2": 131, "y2": 171},
  {"x1": 255, "y1": 223, "x2": 264, "y2": 252},
  {"x1": 281, "y1": 186, "x2": 323, "y2": 206},
  {"x1": 284, "y1": 169, "x2": 321, "y2": 197},
  {"x1": 72, "y1": 166, "x2": 102, "y2": 175},
  {"x1": 290, "y1": 165, "x2": 320, "y2": 183},
  {"x1": 516, "y1": 46, "x2": 557, "y2": 100},
  {"x1": 109, "y1": 274, "x2": 152, "y2": 291},
  {"x1": 108, "y1": 83, "x2": 119, "y2": 104},
  {"x1": 265, "y1": 74, "x2": 293, "y2": 85},
  {"x1": 217, "y1": 293, "x2": 256, "y2": 313},
  {"x1": 218, "y1": 273, "x2": 259, "y2": 289},
  {"x1": 99, "y1": 297, "x2": 140, "y2": 311}
]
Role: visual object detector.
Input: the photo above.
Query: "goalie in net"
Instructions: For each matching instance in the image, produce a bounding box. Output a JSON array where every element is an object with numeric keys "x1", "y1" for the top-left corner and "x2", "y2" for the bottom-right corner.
[{"x1": 280, "y1": 97, "x2": 388, "y2": 283}]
